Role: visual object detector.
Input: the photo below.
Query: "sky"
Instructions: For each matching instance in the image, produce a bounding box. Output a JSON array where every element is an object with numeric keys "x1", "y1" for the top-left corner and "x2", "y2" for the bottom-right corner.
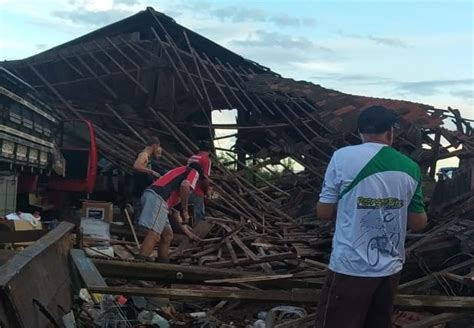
[{"x1": 0, "y1": 0, "x2": 473, "y2": 123}]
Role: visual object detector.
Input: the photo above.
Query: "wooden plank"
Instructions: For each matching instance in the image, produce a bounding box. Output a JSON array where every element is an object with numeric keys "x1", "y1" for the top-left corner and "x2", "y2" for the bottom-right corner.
[
  {"x1": 395, "y1": 295, "x2": 474, "y2": 312},
  {"x1": 164, "y1": 34, "x2": 203, "y2": 99},
  {"x1": 70, "y1": 249, "x2": 107, "y2": 288},
  {"x1": 150, "y1": 10, "x2": 202, "y2": 99},
  {"x1": 87, "y1": 286, "x2": 474, "y2": 312},
  {"x1": 58, "y1": 52, "x2": 85, "y2": 77},
  {"x1": 232, "y1": 235, "x2": 259, "y2": 261},
  {"x1": 89, "y1": 286, "x2": 319, "y2": 303},
  {"x1": 183, "y1": 30, "x2": 214, "y2": 110},
  {"x1": 304, "y1": 259, "x2": 328, "y2": 270},
  {"x1": 207, "y1": 300, "x2": 227, "y2": 315},
  {"x1": 218, "y1": 59, "x2": 263, "y2": 114},
  {"x1": 117, "y1": 35, "x2": 149, "y2": 62},
  {"x1": 402, "y1": 313, "x2": 467, "y2": 328},
  {"x1": 203, "y1": 52, "x2": 249, "y2": 112},
  {"x1": 92, "y1": 257, "x2": 313, "y2": 289},
  {"x1": 80, "y1": 43, "x2": 110, "y2": 74},
  {"x1": 205, "y1": 274, "x2": 293, "y2": 284},
  {"x1": 406, "y1": 218, "x2": 460, "y2": 253},
  {"x1": 177, "y1": 221, "x2": 214, "y2": 253},
  {"x1": 93, "y1": 40, "x2": 148, "y2": 94},
  {"x1": 206, "y1": 252, "x2": 298, "y2": 268},
  {"x1": 429, "y1": 128, "x2": 442, "y2": 178},
  {"x1": 192, "y1": 48, "x2": 233, "y2": 108},
  {"x1": 106, "y1": 104, "x2": 146, "y2": 143},
  {"x1": 256, "y1": 246, "x2": 275, "y2": 273},
  {"x1": 75, "y1": 48, "x2": 118, "y2": 99},
  {"x1": 398, "y1": 258, "x2": 474, "y2": 293},
  {"x1": 225, "y1": 239, "x2": 238, "y2": 264},
  {"x1": 90, "y1": 277, "x2": 474, "y2": 311},
  {"x1": 443, "y1": 272, "x2": 474, "y2": 286},
  {"x1": 105, "y1": 36, "x2": 140, "y2": 69},
  {"x1": 149, "y1": 27, "x2": 189, "y2": 92},
  {"x1": 92, "y1": 257, "x2": 261, "y2": 283}
]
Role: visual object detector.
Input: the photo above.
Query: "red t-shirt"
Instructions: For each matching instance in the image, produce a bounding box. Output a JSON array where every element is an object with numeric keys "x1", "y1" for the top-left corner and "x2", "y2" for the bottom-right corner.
[
  {"x1": 187, "y1": 152, "x2": 211, "y2": 176},
  {"x1": 149, "y1": 166, "x2": 199, "y2": 208},
  {"x1": 187, "y1": 152, "x2": 211, "y2": 196}
]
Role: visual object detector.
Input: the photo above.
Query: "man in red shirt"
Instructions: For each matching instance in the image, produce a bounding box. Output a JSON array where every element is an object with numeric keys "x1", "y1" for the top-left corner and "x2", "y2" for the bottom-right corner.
[
  {"x1": 187, "y1": 141, "x2": 212, "y2": 223},
  {"x1": 137, "y1": 163, "x2": 201, "y2": 262}
]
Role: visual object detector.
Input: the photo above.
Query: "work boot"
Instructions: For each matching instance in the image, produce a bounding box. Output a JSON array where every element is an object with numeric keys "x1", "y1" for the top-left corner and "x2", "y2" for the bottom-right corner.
[
  {"x1": 136, "y1": 254, "x2": 152, "y2": 262},
  {"x1": 156, "y1": 257, "x2": 170, "y2": 264}
]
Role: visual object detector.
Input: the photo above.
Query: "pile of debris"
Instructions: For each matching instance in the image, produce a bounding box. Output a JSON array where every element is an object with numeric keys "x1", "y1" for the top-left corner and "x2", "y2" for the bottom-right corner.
[
  {"x1": 0, "y1": 6, "x2": 473, "y2": 328},
  {"x1": 2, "y1": 187, "x2": 474, "y2": 327}
]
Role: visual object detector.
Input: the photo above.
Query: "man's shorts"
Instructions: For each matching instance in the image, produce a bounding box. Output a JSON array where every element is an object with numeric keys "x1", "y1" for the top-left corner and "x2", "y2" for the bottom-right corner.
[
  {"x1": 189, "y1": 192, "x2": 206, "y2": 222},
  {"x1": 138, "y1": 190, "x2": 170, "y2": 234}
]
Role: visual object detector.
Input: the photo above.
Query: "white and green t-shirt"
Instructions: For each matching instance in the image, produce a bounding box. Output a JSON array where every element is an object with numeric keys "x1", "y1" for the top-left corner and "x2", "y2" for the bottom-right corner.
[{"x1": 320, "y1": 142, "x2": 425, "y2": 277}]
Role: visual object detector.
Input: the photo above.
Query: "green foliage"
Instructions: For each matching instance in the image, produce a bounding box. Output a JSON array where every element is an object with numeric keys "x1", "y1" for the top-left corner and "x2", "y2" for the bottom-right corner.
[{"x1": 215, "y1": 150, "x2": 296, "y2": 184}]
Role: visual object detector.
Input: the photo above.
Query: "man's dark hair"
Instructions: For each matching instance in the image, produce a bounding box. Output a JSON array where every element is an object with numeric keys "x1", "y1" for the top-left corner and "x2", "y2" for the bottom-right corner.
[
  {"x1": 146, "y1": 136, "x2": 160, "y2": 146},
  {"x1": 357, "y1": 106, "x2": 399, "y2": 134},
  {"x1": 188, "y1": 162, "x2": 204, "y2": 177},
  {"x1": 198, "y1": 140, "x2": 212, "y2": 152}
]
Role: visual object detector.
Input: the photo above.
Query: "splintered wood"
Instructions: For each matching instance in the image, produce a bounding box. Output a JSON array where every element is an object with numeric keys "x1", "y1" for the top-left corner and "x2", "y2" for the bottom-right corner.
[{"x1": 3, "y1": 6, "x2": 474, "y2": 326}]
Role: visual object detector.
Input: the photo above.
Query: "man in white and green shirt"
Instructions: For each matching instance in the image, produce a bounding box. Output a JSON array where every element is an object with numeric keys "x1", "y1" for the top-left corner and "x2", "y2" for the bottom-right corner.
[{"x1": 315, "y1": 106, "x2": 428, "y2": 328}]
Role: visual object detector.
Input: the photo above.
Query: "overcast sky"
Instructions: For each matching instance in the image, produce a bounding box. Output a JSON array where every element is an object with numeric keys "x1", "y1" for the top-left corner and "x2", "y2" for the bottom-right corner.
[{"x1": 0, "y1": 0, "x2": 473, "y2": 121}]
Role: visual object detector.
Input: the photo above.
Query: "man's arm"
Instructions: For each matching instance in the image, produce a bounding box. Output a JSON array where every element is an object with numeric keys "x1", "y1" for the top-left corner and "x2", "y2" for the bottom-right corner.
[
  {"x1": 133, "y1": 153, "x2": 160, "y2": 177},
  {"x1": 170, "y1": 209, "x2": 201, "y2": 241},
  {"x1": 407, "y1": 169, "x2": 427, "y2": 232},
  {"x1": 317, "y1": 202, "x2": 337, "y2": 220},
  {"x1": 317, "y1": 153, "x2": 340, "y2": 220},
  {"x1": 206, "y1": 158, "x2": 212, "y2": 176},
  {"x1": 181, "y1": 169, "x2": 200, "y2": 221},
  {"x1": 408, "y1": 212, "x2": 427, "y2": 231},
  {"x1": 200, "y1": 177, "x2": 211, "y2": 194},
  {"x1": 180, "y1": 180, "x2": 192, "y2": 222}
]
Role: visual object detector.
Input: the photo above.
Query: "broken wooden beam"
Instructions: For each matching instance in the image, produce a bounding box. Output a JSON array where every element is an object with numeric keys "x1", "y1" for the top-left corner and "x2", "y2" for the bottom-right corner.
[
  {"x1": 85, "y1": 284, "x2": 474, "y2": 312},
  {"x1": 92, "y1": 257, "x2": 262, "y2": 283},
  {"x1": 70, "y1": 249, "x2": 107, "y2": 289},
  {"x1": 205, "y1": 252, "x2": 298, "y2": 268},
  {"x1": 398, "y1": 258, "x2": 474, "y2": 293},
  {"x1": 204, "y1": 274, "x2": 293, "y2": 284},
  {"x1": 395, "y1": 294, "x2": 474, "y2": 312},
  {"x1": 91, "y1": 257, "x2": 313, "y2": 289},
  {"x1": 401, "y1": 313, "x2": 468, "y2": 328},
  {"x1": 89, "y1": 286, "x2": 319, "y2": 303}
]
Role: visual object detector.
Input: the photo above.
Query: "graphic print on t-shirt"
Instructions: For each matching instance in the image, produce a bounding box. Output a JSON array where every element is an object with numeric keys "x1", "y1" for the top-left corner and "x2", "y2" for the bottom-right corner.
[{"x1": 353, "y1": 208, "x2": 401, "y2": 267}]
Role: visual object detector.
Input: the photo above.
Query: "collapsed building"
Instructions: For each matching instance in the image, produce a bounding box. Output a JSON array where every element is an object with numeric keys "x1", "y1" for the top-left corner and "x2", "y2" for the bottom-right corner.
[{"x1": 0, "y1": 7, "x2": 473, "y2": 328}]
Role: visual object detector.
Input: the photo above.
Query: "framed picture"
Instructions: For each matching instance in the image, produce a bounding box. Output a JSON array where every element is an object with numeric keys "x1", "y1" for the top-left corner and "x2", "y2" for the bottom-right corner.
[{"x1": 86, "y1": 207, "x2": 105, "y2": 220}]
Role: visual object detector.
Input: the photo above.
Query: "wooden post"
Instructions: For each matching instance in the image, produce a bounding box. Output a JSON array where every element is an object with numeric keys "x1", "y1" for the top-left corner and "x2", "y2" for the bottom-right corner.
[{"x1": 429, "y1": 128, "x2": 441, "y2": 178}]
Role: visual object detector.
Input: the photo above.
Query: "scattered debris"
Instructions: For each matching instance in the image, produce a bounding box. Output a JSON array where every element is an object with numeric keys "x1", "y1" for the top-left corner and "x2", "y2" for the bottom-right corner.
[{"x1": 0, "y1": 6, "x2": 473, "y2": 328}]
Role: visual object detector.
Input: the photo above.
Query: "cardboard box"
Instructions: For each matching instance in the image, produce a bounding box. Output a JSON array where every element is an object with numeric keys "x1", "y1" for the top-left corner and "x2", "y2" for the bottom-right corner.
[
  {"x1": 8, "y1": 220, "x2": 43, "y2": 231},
  {"x1": 81, "y1": 201, "x2": 113, "y2": 222},
  {"x1": 1, "y1": 219, "x2": 43, "y2": 247}
]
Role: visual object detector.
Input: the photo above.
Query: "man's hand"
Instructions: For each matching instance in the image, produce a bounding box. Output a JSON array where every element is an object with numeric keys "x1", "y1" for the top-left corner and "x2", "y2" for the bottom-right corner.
[
  {"x1": 171, "y1": 210, "x2": 200, "y2": 241},
  {"x1": 181, "y1": 224, "x2": 201, "y2": 242},
  {"x1": 151, "y1": 170, "x2": 161, "y2": 178}
]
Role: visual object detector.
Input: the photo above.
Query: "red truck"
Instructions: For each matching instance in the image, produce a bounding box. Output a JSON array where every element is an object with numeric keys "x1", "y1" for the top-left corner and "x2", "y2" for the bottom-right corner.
[{"x1": 0, "y1": 67, "x2": 97, "y2": 215}]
